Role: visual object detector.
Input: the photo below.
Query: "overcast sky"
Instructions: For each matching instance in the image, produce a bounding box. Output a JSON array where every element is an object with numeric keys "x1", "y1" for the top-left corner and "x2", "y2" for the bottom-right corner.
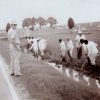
[{"x1": 0, "y1": 0, "x2": 100, "y2": 29}]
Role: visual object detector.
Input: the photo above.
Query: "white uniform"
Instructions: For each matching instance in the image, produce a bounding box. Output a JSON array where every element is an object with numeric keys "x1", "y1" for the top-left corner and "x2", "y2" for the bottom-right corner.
[
  {"x1": 82, "y1": 43, "x2": 87, "y2": 53},
  {"x1": 75, "y1": 34, "x2": 86, "y2": 47},
  {"x1": 66, "y1": 40, "x2": 74, "y2": 57},
  {"x1": 38, "y1": 39, "x2": 47, "y2": 56},
  {"x1": 30, "y1": 38, "x2": 34, "y2": 43},
  {"x1": 86, "y1": 41, "x2": 98, "y2": 65},
  {"x1": 8, "y1": 27, "x2": 21, "y2": 75},
  {"x1": 27, "y1": 38, "x2": 32, "y2": 44},
  {"x1": 60, "y1": 41, "x2": 66, "y2": 57}
]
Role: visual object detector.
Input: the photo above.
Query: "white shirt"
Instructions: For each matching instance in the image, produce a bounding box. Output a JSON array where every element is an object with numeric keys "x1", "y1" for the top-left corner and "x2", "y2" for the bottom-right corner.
[
  {"x1": 8, "y1": 27, "x2": 20, "y2": 48},
  {"x1": 30, "y1": 38, "x2": 34, "y2": 43},
  {"x1": 27, "y1": 38, "x2": 33, "y2": 44},
  {"x1": 27, "y1": 39, "x2": 31, "y2": 43},
  {"x1": 60, "y1": 41, "x2": 66, "y2": 50},
  {"x1": 30, "y1": 38, "x2": 38, "y2": 51},
  {"x1": 75, "y1": 34, "x2": 86, "y2": 42},
  {"x1": 38, "y1": 39, "x2": 47, "y2": 51},
  {"x1": 66, "y1": 40, "x2": 74, "y2": 50},
  {"x1": 82, "y1": 43, "x2": 87, "y2": 53},
  {"x1": 86, "y1": 41, "x2": 98, "y2": 56}
]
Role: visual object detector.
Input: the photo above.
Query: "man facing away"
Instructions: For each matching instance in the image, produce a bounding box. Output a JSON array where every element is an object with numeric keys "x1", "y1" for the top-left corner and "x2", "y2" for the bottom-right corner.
[
  {"x1": 80, "y1": 39, "x2": 98, "y2": 67},
  {"x1": 59, "y1": 39, "x2": 66, "y2": 63},
  {"x1": 66, "y1": 38, "x2": 74, "y2": 61},
  {"x1": 38, "y1": 38, "x2": 47, "y2": 59},
  {"x1": 8, "y1": 21, "x2": 23, "y2": 76},
  {"x1": 84, "y1": 40, "x2": 98, "y2": 67},
  {"x1": 75, "y1": 30, "x2": 86, "y2": 59}
]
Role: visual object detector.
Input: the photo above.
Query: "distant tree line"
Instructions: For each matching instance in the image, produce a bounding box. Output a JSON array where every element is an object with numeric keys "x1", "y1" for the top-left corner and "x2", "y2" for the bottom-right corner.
[
  {"x1": 22, "y1": 17, "x2": 58, "y2": 30},
  {"x1": 6, "y1": 17, "x2": 75, "y2": 32}
]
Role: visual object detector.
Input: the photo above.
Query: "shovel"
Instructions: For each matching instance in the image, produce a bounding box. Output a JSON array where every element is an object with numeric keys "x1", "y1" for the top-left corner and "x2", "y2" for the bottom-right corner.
[{"x1": 79, "y1": 59, "x2": 87, "y2": 74}]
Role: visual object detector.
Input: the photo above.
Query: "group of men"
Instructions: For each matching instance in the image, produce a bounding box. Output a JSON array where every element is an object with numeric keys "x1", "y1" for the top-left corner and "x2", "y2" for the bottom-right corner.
[
  {"x1": 59, "y1": 38, "x2": 74, "y2": 63},
  {"x1": 7, "y1": 21, "x2": 99, "y2": 77},
  {"x1": 26, "y1": 36, "x2": 47, "y2": 59},
  {"x1": 59, "y1": 30, "x2": 99, "y2": 67}
]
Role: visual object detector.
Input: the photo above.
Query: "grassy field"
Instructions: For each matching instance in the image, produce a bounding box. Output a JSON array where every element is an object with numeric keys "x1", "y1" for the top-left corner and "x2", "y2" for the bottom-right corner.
[
  {"x1": 0, "y1": 24, "x2": 100, "y2": 100},
  {"x1": 0, "y1": 39, "x2": 100, "y2": 100}
]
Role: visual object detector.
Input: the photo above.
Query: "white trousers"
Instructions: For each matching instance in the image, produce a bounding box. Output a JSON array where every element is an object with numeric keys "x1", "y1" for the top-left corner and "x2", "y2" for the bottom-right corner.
[
  {"x1": 40, "y1": 49, "x2": 45, "y2": 56},
  {"x1": 89, "y1": 53, "x2": 97, "y2": 65},
  {"x1": 61, "y1": 49, "x2": 66, "y2": 57},
  {"x1": 68, "y1": 48, "x2": 73, "y2": 57},
  {"x1": 10, "y1": 46, "x2": 21, "y2": 75}
]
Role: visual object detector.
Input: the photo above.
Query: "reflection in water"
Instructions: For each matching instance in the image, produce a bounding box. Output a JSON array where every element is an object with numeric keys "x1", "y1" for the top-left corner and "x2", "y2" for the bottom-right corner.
[
  {"x1": 62, "y1": 66, "x2": 66, "y2": 75},
  {"x1": 47, "y1": 62, "x2": 100, "y2": 89}
]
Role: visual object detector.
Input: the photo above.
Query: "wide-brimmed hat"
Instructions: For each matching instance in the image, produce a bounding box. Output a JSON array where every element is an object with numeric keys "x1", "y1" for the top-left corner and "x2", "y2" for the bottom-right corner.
[{"x1": 11, "y1": 21, "x2": 17, "y2": 25}]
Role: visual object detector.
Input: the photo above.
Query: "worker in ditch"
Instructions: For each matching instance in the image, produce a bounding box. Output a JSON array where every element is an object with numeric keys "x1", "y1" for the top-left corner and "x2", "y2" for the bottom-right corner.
[
  {"x1": 29, "y1": 38, "x2": 39, "y2": 58},
  {"x1": 8, "y1": 21, "x2": 23, "y2": 76},
  {"x1": 75, "y1": 30, "x2": 86, "y2": 59},
  {"x1": 59, "y1": 39, "x2": 66, "y2": 63},
  {"x1": 66, "y1": 38, "x2": 74, "y2": 61},
  {"x1": 37, "y1": 37, "x2": 47, "y2": 59},
  {"x1": 80, "y1": 39, "x2": 98, "y2": 67}
]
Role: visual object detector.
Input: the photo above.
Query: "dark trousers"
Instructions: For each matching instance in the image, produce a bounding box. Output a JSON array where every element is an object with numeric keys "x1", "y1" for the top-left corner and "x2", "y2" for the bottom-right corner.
[
  {"x1": 60, "y1": 56, "x2": 66, "y2": 64},
  {"x1": 77, "y1": 47, "x2": 82, "y2": 59},
  {"x1": 87, "y1": 57, "x2": 91, "y2": 66}
]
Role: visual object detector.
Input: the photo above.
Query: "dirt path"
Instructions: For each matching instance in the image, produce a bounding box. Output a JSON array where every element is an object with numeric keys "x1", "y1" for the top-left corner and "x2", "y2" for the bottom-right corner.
[{"x1": 0, "y1": 55, "x2": 17, "y2": 100}]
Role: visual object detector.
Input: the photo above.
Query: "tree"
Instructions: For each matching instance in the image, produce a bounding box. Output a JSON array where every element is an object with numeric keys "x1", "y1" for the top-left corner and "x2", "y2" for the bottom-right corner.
[
  {"x1": 22, "y1": 18, "x2": 32, "y2": 28},
  {"x1": 30, "y1": 17, "x2": 36, "y2": 31},
  {"x1": 47, "y1": 17, "x2": 57, "y2": 28},
  {"x1": 37, "y1": 17, "x2": 46, "y2": 29},
  {"x1": 31, "y1": 17, "x2": 36, "y2": 26},
  {"x1": 6, "y1": 23, "x2": 11, "y2": 32},
  {"x1": 67, "y1": 17, "x2": 75, "y2": 34},
  {"x1": 68, "y1": 17, "x2": 74, "y2": 29}
]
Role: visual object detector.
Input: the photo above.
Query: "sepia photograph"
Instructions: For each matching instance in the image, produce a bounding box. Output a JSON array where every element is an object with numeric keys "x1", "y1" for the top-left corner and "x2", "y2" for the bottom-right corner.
[{"x1": 0, "y1": 0, "x2": 100, "y2": 100}]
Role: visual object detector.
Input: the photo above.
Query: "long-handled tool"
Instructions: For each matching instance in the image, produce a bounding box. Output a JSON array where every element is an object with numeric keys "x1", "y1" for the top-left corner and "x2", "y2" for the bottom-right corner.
[{"x1": 79, "y1": 59, "x2": 87, "y2": 74}]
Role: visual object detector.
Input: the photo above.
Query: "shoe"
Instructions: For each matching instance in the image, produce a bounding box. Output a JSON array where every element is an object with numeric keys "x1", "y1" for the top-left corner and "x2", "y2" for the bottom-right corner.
[{"x1": 14, "y1": 73, "x2": 23, "y2": 77}]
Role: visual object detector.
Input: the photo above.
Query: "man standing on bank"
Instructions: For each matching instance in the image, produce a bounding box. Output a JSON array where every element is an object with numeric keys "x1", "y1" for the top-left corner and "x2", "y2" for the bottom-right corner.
[
  {"x1": 75, "y1": 30, "x2": 86, "y2": 59},
  {"x1": 8, "y1": 21, "x2": 23, "y2": 77}
]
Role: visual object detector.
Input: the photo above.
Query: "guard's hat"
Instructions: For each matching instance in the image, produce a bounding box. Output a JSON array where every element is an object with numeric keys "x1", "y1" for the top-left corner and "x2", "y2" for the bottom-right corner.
[{"x1": 11, "y1": 21, "x2": 17, "y2": 25}]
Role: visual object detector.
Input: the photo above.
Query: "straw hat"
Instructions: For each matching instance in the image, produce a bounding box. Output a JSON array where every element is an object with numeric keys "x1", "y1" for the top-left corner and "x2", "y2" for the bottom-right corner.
[{"x1": 11, "y1": 21, "x2": 17, "y2": 25}]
